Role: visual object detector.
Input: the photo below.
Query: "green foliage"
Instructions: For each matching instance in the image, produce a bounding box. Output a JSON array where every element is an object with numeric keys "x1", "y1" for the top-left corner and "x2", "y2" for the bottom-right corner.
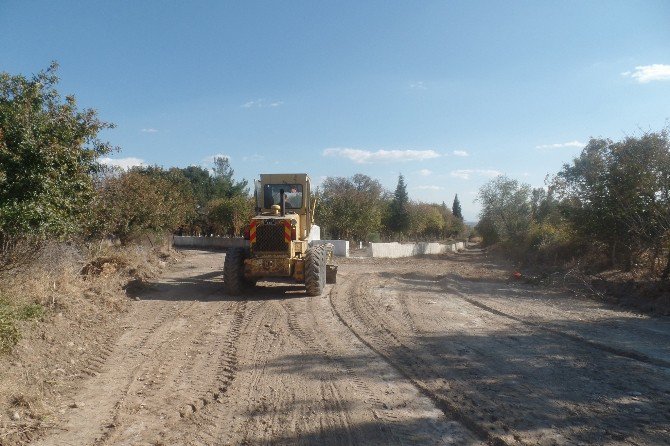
[
  {"x1": 0, "y1": 302, "x2": 19, "y2": 353},
  {"x1": 315, "y1": 174, "x2": 388, "y2": 240},
  {"x1": 206, "y1": 195, "x2": 254, "y2": 236},
  {"x1": 475, "y1": 128, "x2": 670, "y2": 276},
  {"x1": 476, "y1": 176, "x2": 532, "y2": 246},
  {"x1": 180, "y1": 157, "x2": 248, "y2": 209},
  {"x1": 0, "y1": 297, "x2": 43, "y2": 354},
  {"x1": 181, "y1": 165, "x2": 217, "y2": 208},
  {"x1": 408, "y1": 202, "x2": 445, "y2": 240},
  {"x1": 555, "y1": 130, "x2": 670, "y2": 270},
  {"x1": 91, "y1": 167, "x2": 196, "y2": 243},
  {"x1": 440, "y1": 201, "x2": 465, "y2": 238},
  {"x1": 212, "y1": 156, "x2": 249, "y2": 198},
  {"x1": 316, "y1": 174, "x2": 465, "y2": 242},
  {"x1": 178, "y1": 157, "x2": 250, "y2": 233},
  {"x1": 17, "y1": 303, "x2": 44, "y2": 321},
  {"x1": 0, "y1": 62, "x2": 114, "y2": 238},
  {"x1": 452, "y1": 194, "x2": 463, "y2": 220},
  {"x1": 387, "y1": 174, "x2": 410, "y2": 236},
  {"x1": 525, "y1": 221, "x2": 580, "y2": 264}
]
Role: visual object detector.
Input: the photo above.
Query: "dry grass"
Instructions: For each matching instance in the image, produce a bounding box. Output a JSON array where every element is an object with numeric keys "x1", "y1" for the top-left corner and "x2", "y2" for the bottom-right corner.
[{"x1": 0, "y1": 237, "x2": 179, "y2": 445}]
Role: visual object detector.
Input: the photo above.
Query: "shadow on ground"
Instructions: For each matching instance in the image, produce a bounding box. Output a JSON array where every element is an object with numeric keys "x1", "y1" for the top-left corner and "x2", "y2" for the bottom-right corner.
[
  {"x1": 239, "y1": 318, "x2": 670, "y2": 445},
  {"x1": 128, "y1": 268, "x2": 310, "y2": 303}
]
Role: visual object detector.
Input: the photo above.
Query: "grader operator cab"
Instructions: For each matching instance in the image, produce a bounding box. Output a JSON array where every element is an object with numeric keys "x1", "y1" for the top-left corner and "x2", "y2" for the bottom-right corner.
[{"x1": 223, "y1": 173, "x2": 336, "y2": 296}]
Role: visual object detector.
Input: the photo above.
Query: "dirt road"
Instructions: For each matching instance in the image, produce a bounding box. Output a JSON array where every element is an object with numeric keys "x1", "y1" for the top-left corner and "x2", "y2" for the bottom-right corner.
[{"x1": 33, "y1": 249, "x2": 670, "y2": 445}]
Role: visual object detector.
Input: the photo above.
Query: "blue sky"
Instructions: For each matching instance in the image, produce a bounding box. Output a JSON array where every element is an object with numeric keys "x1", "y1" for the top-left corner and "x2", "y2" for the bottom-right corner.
[{"x1": 2, "y1": 1, "x2": 669, "y2": 220}]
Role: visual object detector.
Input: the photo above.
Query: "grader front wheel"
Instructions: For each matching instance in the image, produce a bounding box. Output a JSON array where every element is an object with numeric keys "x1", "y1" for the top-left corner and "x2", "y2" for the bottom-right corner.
[
  {"x1": 223, "y1": 247, "x2": 250, "y2": 295},
  {"x1": 304, "y1": 245, "x2": 326, "y2": 296}
]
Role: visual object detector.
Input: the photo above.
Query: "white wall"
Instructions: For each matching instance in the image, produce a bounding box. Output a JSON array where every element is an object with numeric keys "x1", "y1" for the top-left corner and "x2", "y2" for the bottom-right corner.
[
  {"x1": 309, "y1": 240, "x2": 349, "y2": 257},
  {"x1": 368, "y1": 241, "x2": 465, "y2": 258}
]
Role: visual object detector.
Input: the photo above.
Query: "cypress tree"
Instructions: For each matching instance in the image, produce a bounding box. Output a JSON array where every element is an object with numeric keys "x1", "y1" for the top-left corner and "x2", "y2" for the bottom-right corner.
[
  {"x1": 452, "y1": 194, "x2": 463, "y2": 220},
  {"x1": 389, "y1": 174, "x2": 410, "y2": 236}
]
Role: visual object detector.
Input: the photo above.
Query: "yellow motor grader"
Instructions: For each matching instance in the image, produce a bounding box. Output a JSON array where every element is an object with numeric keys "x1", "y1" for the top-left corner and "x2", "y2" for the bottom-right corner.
[{"x1": 223, "y1": 173, "x2": 336, "y2": 296}]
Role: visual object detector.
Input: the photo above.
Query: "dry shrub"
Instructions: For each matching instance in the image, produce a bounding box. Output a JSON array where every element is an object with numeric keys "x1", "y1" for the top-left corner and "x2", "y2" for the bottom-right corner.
[
  {"x1": 0, "y1": 237, "x2": 178, "y2": 444},
  {"x1": 0, "y1": 235, "x2": 44, "y2": 274}
]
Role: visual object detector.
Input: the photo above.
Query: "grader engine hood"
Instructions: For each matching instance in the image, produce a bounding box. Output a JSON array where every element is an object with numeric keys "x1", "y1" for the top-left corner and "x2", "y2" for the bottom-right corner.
[
  {"x1": 249, "y1": 217, "x2": 295, "y2": 253},
  {"x1": 246, "y1": 216, "x2": 307, "y2": 280}
]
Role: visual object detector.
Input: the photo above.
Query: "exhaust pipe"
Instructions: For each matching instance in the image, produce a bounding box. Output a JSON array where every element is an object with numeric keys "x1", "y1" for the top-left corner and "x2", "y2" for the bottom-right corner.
[{"x1": 279, "y1": 189, "x2": 285, "y2": 216}]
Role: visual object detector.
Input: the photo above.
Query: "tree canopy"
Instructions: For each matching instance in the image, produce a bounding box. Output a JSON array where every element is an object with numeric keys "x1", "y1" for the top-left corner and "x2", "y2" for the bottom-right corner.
[
  {"x1": 0, "y1": 62, "x2": 114, "y2": 237},
  {"x1": 315, "y1": 174, "x2": 387, "y2": 240},
  {"x1": 476, "y1": 176, "x2": 532, "y2": 245}
]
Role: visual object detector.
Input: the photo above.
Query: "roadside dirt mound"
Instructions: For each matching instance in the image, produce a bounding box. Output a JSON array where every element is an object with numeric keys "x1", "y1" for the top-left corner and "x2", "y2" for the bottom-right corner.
[{"x1": 0, "y1": 243, "x2": 180, "y2": 445}]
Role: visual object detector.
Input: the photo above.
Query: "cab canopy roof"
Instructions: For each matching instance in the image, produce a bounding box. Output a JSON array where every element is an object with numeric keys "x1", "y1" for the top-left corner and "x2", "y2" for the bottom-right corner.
[{"x1": 259, "y1": 173, "x2": 310, "y2": 185}]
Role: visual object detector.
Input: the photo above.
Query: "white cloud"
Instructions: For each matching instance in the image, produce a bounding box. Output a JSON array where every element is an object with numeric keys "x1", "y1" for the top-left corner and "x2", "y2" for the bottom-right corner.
[
  {"x1": 141, "y1": 128, "x2": 158, "y2": 133},
  {"x1": 452, "y1": 150, "x2": 469, "y2": 157},
  {"x1": 410, "y1": 81, "x2": 427, "y2": 90},
  {"x1": 323, "y1": 148, "x2": 441, "y2": 164},
  {"x1": 414, "y1": 185, "x2": 443, "y2": 190},
  {"x1": 622, "y1": 64, "x2": 670, "y2": 83},
  {"x1": 418, "y1": 169, "x2": 432, "y2": 176},
  {"x1": 535, "y1": 140, "x2": 585, "y2": 149},
  {"x1": 203, "y1": 153, "x2": 230, "y2": 164},
  {"x1": 242, "y1": 154, "x2": 265, "y2": 162},
  {"x1": 242, "y1": 99, "x2": 283, "y2": 108},
  {"x1": 99, "y1": 157, "x2": 145, "y2": 169},
  {"x1": 450, "y1": 169, "x2": 501, "y2": 180}
]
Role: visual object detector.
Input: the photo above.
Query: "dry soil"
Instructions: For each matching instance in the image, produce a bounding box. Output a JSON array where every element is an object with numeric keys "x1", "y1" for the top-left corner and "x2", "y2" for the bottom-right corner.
[{"x1": 28, "y1": 248, "x2": 670, "y2": 445}]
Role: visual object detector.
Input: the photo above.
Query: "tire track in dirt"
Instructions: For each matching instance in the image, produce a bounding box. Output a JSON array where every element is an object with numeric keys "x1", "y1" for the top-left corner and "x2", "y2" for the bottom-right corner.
[
  {"x1": 33, "y1": 252, "x2": 240, "y2": 446},
  {"x1": 298, "y1": 285, "x2": 481, "y2": 445},
  {"x1": 439, "y1": 276, "x2": 670, "y2": 369},
  {"x1": 334, "y1": 265, "x2": 670, "y2": 445},
  {"x1": 172, "y1": 299, "x2": 262, "y2": 446},
  {"x1": 95, "y1": 299, "x2": 228, "y2": 444},
  {"x1": 329, "y1": 274, "x2": 507, "y2": 446},
  {"x1": 281, "y1": 298, "x2": 373, "y2": 444},
  {"x1": 33, "y1": 299, "x2": 194, "y2": 446}
]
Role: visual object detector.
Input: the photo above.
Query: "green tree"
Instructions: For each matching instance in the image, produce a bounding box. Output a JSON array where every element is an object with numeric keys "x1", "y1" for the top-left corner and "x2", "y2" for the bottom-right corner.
[
  {"x1": 387, "y1": 174, "x2": 410, "y2": 237},
  {"x1": 0, "y1": 62, "x2": 114, "y2": 237},
  {"x1": 408, "y1": 202, "x2": 445, "y2": 240},
  {"x1": 476, "y1": 176, "x2": 532, "y2": 246},
  {"x1": 315, "y1": 174, "x2": 387, "y2": 240},
  {"x1": 181, "y1": 165, "x2": 216, "y2": 208},
  {"x1": 452, "y1": 194, "x2": 463, "y2": 220},
  {"x1": 206, "y1": 195, "x2": 254, "y2": 237},
  {"x1": 212, "y1": 156, "x2": 248, "y2": 198},
  {"x1": 91, "y1": 168, "x2": 195, "y2": 244},
  {"x1": 555, "y1": 130, "x2": 670, "y2": 271},
  {"x1": 440, "y1": 201, "x2": 465, "y2": 238}
]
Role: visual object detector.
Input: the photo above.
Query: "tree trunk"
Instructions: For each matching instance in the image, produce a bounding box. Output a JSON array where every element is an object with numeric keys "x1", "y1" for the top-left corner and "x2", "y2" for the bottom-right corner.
[{"x1": 661, "y1": 248, "x2": 670, "y2": 281}]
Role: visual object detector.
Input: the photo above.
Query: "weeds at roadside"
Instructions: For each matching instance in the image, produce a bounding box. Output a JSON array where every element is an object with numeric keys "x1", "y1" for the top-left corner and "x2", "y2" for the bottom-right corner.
[
  {"x1": 0, "y1": 297, "x2": 44, "y2": 354},
  {"x1": 0, "y1": 237, "x2": 179, "y2": 445}
]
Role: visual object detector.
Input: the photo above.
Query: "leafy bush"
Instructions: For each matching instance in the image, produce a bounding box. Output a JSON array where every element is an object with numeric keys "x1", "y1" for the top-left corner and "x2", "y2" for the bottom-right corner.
[
  {"x1": 0, "y1": 297, "x2": 44, "y2": 354},
  {"x1": 91, "y1": 168, "x2": 196, "y2": 244},
  {"x1": 0, "y1": 63, "x2": 113, "y2": 239},
  {"x1": 206, "y1": 195, "x2": 254, "y2": 236},
  {"x1": 0, "y1": 302, "x2": 19, "y2": 353},
  {"x1": 476, "y1": 176, "x2": 532, "y2": 246}
]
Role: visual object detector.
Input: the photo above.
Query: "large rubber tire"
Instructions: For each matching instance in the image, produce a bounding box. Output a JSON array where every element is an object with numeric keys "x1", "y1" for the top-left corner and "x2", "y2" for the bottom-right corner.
[
  {"x1": 223, "y1": 247, "x2": 248, "y2": 295},
  {"x1": 305, "y1": 245, "x2": 326, "y2": 296}
]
